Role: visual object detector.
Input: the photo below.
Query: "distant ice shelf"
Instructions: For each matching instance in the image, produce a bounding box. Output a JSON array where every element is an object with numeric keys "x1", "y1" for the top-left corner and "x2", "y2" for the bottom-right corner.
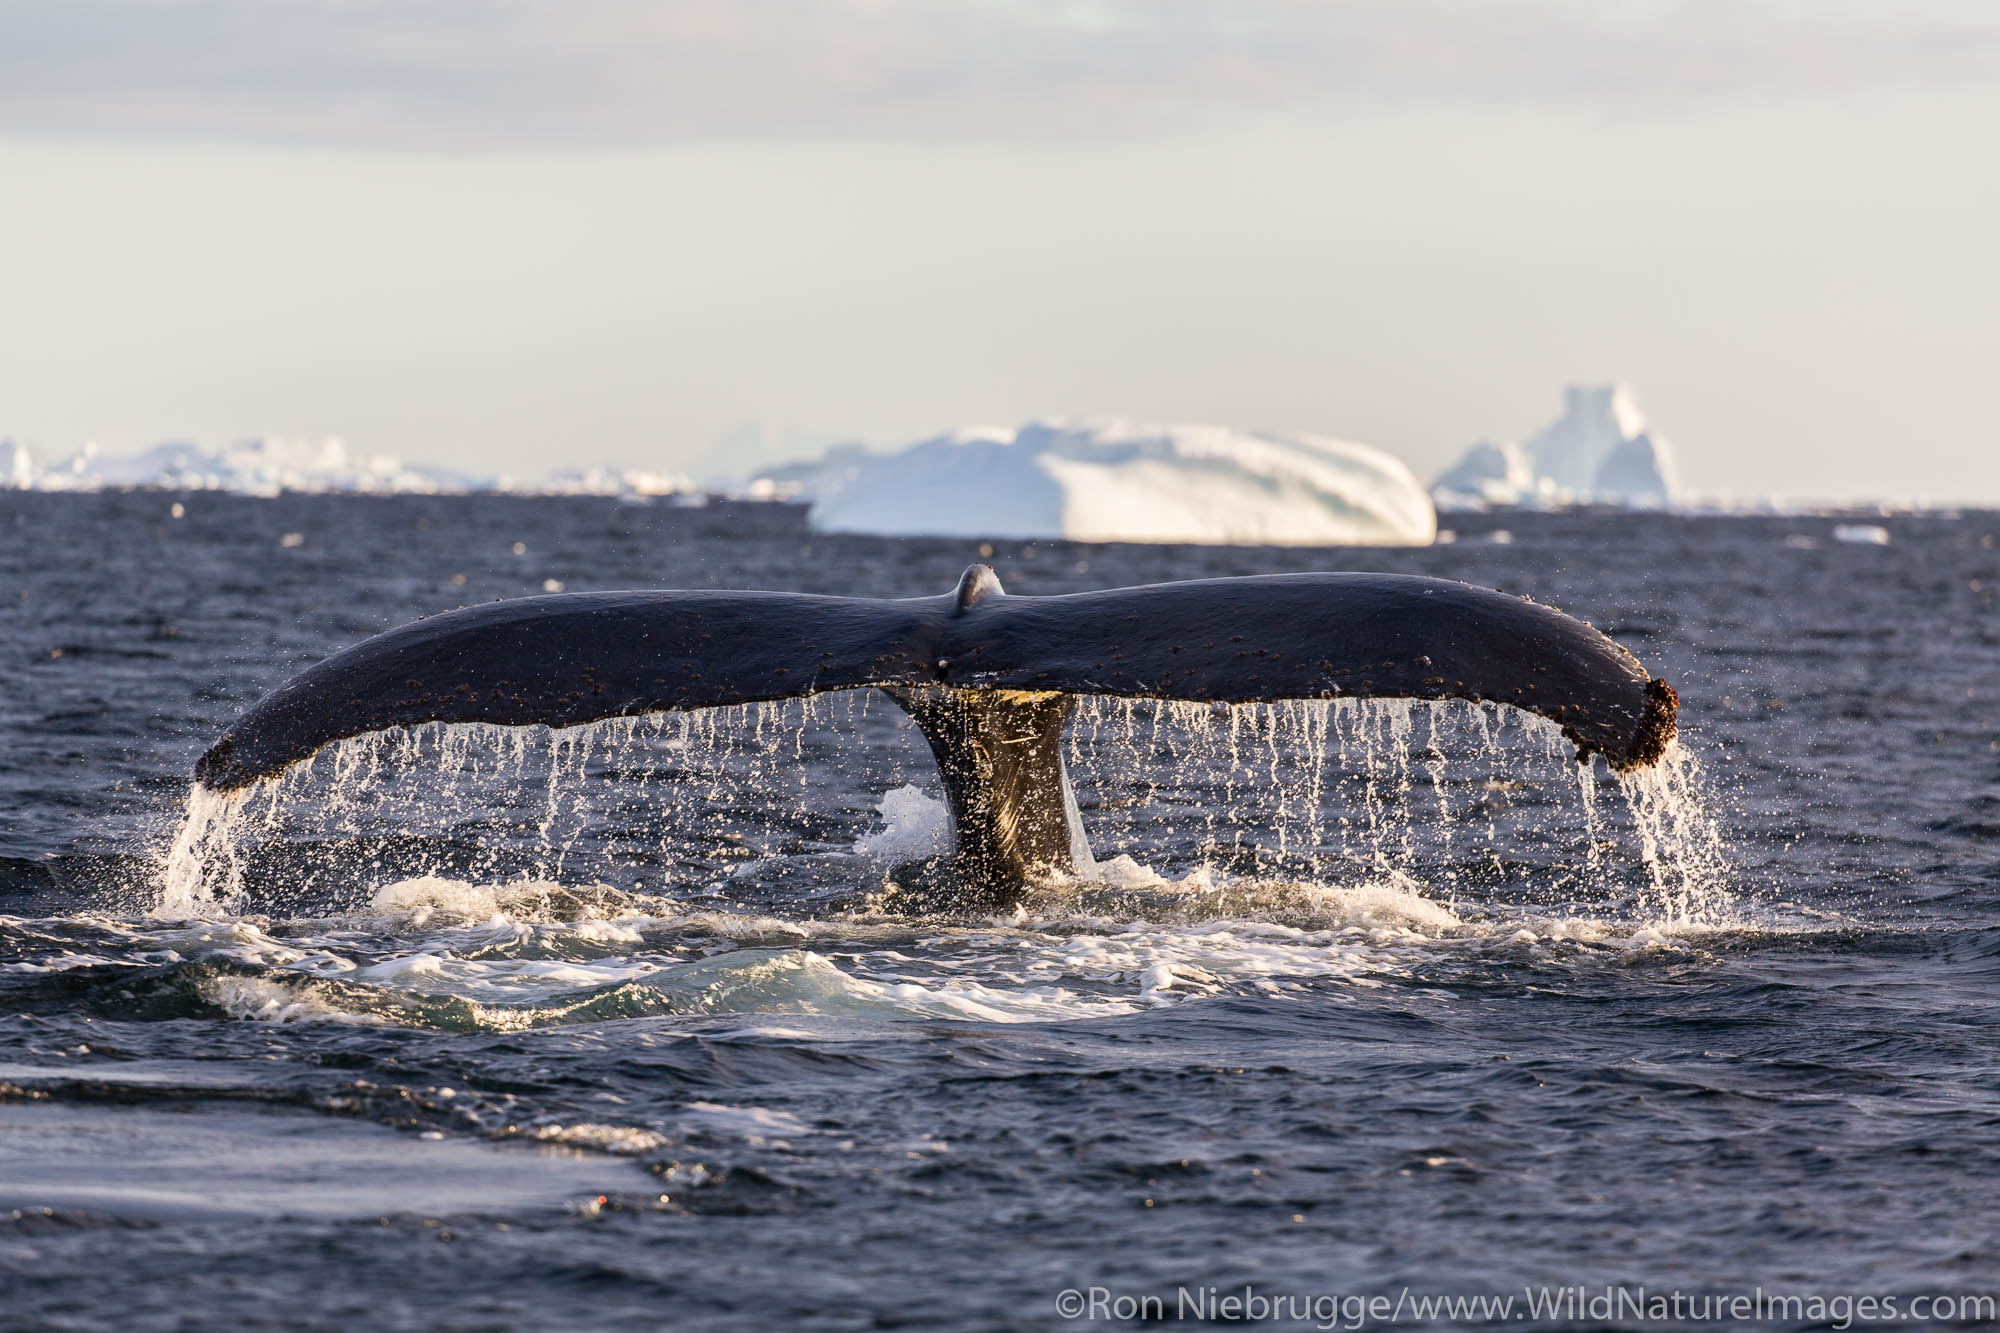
[
  {"x1": 768, "y1": 418, "x2": 1437, "y2": 547},
  {"x1": 17, "y1": 437, "x2": 475, "y2": 497},
  {"x1": 0, "y1": 437, "x2": 696, "y2": 500}
]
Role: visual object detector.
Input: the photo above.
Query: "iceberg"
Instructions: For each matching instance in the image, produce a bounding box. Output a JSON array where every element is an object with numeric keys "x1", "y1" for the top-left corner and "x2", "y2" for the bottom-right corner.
[
  {"x1": 1429, "y1": 439, "x2": 1540, "y2": 509},
  {"x1": 1433, "y1": 385, "x2": 1680, "y2": 510},
  {"x1": 1, "y1": 436, "x2": 698, "y2": 499},
  {"x1": 24, "y1": 437, "x2": 477, "y2": 496},
  {"x1": 4, "y1": 440, "x2": 33, "y2": 490},
  {"x1": 744, "y1": 442, "x2": 878, "y2": 503},
  {"x1": 792, "y1": 419, "x2": 1437, "y2": 547},
  {"x1": 1592, "y1": 432, "x2": 1680, "y2": 508},
  {"x1": 505, "y1": 466, "x2": 695, "y2": 498}
]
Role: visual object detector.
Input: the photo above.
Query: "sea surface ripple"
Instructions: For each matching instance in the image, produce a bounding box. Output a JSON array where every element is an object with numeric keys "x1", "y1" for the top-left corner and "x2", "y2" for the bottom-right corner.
[{"x1": 1, "y1": 494, "x2": 1996, "y2": 1330}]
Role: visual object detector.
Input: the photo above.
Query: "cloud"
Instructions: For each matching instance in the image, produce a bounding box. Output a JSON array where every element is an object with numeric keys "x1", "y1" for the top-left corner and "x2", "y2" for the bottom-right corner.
[{"x1": 2, "y1": 0, "x2": 1997, "y2": 149}]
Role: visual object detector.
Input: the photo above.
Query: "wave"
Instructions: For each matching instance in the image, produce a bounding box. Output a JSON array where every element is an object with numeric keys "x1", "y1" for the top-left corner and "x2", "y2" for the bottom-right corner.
[{"x1": 6, "y1": 854, "x2": 1766, "y2": 1038}]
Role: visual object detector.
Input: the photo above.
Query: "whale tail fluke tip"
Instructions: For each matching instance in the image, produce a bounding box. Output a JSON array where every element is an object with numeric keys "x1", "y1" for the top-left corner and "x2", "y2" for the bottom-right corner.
[{"x1": 192, "y1": 734, "x2": 235, "y2": 791}]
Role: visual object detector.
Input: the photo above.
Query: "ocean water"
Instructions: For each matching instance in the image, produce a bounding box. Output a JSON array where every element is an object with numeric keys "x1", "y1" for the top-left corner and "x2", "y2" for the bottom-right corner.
[{"x1": 1, "y1": 493, "x2": 1995, "y2": 1331}]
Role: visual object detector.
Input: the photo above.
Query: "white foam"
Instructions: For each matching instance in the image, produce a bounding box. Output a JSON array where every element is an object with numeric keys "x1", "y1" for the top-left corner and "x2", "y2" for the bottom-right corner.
[
  {"x1": 682, "y1": 1102, "x2": 812, "y2": 1144},
  {"x1": 202, "y1": 975, "x2": 389, "y2": 1026},
  {"x1": 56, "y1": 856, "x2": 1765, "y2": 1039},
  {"x1": 356, "y1": 951, "x2": 447, "y2": 981},
  {"x1": 1086, "y1": 854, "x2": 1169, "y2": 889},
  {"x1": 519, "y1": 1122, "x2": 672, "y2": 1155},
  {"x1": 368, "y1": 875, "x2": 513, "y2": 924},
  {"x1": 852, "y1": 784, "x2": 952, "y2": 860}
]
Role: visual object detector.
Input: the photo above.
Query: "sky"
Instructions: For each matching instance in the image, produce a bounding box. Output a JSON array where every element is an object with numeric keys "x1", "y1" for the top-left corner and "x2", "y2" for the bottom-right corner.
[{"x1": 2, "y1": 1, "x2": 1997, "y2": 501}]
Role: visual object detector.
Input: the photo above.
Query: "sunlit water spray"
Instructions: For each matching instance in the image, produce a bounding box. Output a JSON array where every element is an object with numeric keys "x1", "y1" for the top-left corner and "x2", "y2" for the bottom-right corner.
[
  {"x1": 162, "y1": 694, "x2": 1731, "y2": 921},
  {"x1": 150, "y1": 694, "x2": 1735, "y2": 1026}
]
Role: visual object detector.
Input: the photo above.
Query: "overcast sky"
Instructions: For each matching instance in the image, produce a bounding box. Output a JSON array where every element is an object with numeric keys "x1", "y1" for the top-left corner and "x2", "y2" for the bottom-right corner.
[{"x1": 3, "y1": 1, "x2": 1997, "y2": 499}]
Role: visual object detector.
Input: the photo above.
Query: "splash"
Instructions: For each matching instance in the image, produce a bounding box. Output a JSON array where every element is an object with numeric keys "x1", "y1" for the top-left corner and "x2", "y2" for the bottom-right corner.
[
  {"x1": 159, "y1": 780, "x2": 257, "y2": 917},
  {"x1": 1615, "y1": 742, "x2": 1733, "y2": 924},
  {"x1": 156, "y1": 693, "x2": 1734, "y2": 927},
  {"x1": 177, "y1": 867, "x2": 1746, "y2": 1031},
  {"x1": 851, "y1": 784, "x2": 951, "y2": 861}
]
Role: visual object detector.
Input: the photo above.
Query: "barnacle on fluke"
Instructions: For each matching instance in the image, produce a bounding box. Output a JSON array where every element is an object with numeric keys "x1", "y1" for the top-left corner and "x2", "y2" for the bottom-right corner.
[
  {"x1": 1626, "y1": 678, "x2": 1682, "y2": 771},
  {"x1": 195, "y1": 567, "x2": 1679, "y2": 909}
]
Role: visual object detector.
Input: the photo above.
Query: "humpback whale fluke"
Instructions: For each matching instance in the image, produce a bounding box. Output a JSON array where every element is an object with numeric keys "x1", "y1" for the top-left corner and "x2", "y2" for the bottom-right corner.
[{"x1": 194, "y1": 568, "x2": 1677, "y2": 907}]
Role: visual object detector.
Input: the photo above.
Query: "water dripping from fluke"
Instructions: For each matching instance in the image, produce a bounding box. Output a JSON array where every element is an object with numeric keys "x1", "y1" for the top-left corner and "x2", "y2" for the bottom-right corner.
[{"x1": 161, "y1": 567, "x2": 1726, "y2": 931}]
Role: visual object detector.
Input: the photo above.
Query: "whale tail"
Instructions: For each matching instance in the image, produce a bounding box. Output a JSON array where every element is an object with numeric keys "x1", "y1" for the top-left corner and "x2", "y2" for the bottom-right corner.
[{"x1": 194, "y1": 565, "x2": 1677, "y2": 909}]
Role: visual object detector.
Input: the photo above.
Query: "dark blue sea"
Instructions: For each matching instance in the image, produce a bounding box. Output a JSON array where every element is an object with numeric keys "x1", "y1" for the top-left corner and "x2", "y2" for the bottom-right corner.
[{"x1": 1, "y1": 494, "x2": 1995, "y2": 1331}]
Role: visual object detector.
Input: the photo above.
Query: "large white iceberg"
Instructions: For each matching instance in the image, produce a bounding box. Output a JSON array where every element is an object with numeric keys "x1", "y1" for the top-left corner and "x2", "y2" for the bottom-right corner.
[
  {"x1": 794, "y1": 419, "x2": 1437, "y2": 546},
  {"x1": 1433, "y1": 385, "x2": 1680, "y2": 510}
]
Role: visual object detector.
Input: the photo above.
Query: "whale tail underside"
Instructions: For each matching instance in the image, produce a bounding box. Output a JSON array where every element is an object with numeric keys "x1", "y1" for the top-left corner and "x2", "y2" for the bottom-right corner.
[{"x1": 194, "y1": 566, "x2": 1677, "y2": 908}]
